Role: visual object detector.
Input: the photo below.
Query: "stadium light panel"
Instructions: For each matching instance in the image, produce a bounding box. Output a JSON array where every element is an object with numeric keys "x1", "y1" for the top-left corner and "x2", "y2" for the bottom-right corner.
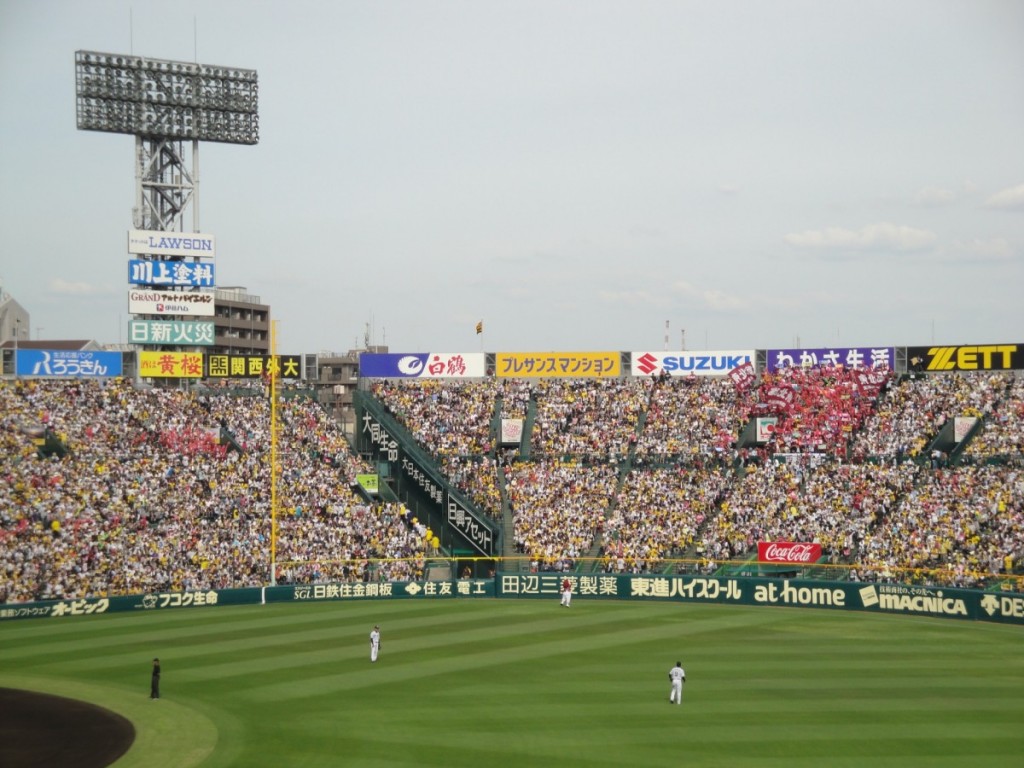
[{"x1": 74, "y1": 50, "x2": 259, "y2": 145}]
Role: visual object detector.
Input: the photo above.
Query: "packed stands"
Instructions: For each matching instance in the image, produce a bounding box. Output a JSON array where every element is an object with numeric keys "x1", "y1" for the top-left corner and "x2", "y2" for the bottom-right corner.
[
  {"x1": 375, "y1": 368, "x2": 1024, "y2": 587},
  {"x1": 3, "y1": 364, "x2": 1023, "y2": 603},
  {"x1": 0, "y1": 378, "x2": 425, "y2": 604},
  {"x1": 850, "y1": 371, "x2": 1010, "y2": 462}
]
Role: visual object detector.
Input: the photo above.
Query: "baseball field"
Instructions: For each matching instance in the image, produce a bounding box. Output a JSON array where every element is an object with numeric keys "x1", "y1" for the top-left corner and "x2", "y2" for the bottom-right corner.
[{"x1": 1, "y1": 598, "x2": 1022, "y2": 767}]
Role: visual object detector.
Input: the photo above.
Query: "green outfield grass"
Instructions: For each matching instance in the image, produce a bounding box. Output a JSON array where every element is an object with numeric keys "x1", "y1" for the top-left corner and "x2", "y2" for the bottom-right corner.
[{"x1": 2, "y1": 599, "x2": 1023, "y2": 767}]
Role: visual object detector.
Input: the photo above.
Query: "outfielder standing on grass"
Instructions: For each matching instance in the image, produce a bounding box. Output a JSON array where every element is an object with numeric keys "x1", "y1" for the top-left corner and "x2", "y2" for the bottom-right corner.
[
  {"x1": 560, "y1": 577, "x2": 572, "y2": 607},
  {"x1": 150, "y1": 658, "x2": 161, "y2": 699},
  {"x1": 669, "y1": 661, "x2": 685, "y2": 705},
  {"x1": 370, "y1": 625, "x2": 381, "y2": 662}
]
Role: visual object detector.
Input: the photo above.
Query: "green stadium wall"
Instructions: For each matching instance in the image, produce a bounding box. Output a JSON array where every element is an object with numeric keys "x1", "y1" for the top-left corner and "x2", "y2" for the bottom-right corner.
[{"x1": 2, "y1": 574, "x2": 1022, "y2": 625}]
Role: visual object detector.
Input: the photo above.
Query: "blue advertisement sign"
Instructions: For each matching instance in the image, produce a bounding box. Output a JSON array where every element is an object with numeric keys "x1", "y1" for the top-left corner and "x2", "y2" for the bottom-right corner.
[
  {"x1": 128, "y1": 259, "x2": 215, "y2": 287},
  {"x1": 15, "y1": 350, "x2": 123, "y2": 378},
  {"x1": 765, "y1": 347, "x2": 894, "y2": 372}
]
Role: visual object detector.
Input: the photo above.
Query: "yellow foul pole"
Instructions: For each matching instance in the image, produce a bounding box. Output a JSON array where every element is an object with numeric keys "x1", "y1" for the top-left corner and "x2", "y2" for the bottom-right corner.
[{"x1": 270, "y1": 320, "x2": 279, "y2": 586}]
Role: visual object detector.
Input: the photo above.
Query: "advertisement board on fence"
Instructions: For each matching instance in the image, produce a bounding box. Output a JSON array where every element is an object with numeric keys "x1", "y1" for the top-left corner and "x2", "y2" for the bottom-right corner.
[
  {"x1": 2, "y1": 576, "x2": 1022, "y2": 625},
  {"x1": 496, "y1": 574, "x2": 1024, "y2": 625},
  {"x1": 495, "y1": 352, "x2": 620, "y2": 378},
  {"x1": 631, "y1": 350, "x2": 755, "y2": 377},
  {"x1": 765, "y1": 347, "x2": 894, "y2": 372},
  {"x1": 908, "y1": 344, "x2": 1021, "y2": 372},
  {"x1": 15, "y1": 350, "x2": 123, "y2": 378},
  {"x1": 758, "y1": 542, "x2": 822, "y2": 564},
  {"x1": 139, "y1": 351, "x2": 204, "y2": 378},
  {"x1": 206, "y1": 354, "x2": 302, "y2": 379},
  {"x1": 358, "y1": 353, "x2": 486, "y2": 378}
]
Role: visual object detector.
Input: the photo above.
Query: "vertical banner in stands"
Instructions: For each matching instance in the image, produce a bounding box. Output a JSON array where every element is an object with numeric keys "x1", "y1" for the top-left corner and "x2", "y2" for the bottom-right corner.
[
  {"x1": 500, "y1": 418, "x2": 524, "y2": 446},
  {"x1": 765, "y1": 347, "x2": 894, "y2": 372},
  {"x1": 755, "y1": 417, "x2": 778, "y2": 443},
  {"x1": 907, "y1": 344, "x2": 1021, "y2": 372},
  {"x1": 357, "y1": 474, "x2": 379, "y2": 495},
  {"x1": 446, "y1": 493, "x2": 493, "y2": 555},
  {"x1": 954, "y1": 417, "x2": 979, "y2": 442}
]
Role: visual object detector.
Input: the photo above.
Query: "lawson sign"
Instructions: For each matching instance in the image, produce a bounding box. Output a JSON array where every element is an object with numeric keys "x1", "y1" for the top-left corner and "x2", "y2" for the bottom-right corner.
[
  {"x1": 359, "y1": 353, "x2": 486, "y2": 378},
  {"x1": 128, "y1": 229, "x2": 216, "y2": 258},
  {"x1": 631, "y1": 350, "x2": 755, "y2": 377}
]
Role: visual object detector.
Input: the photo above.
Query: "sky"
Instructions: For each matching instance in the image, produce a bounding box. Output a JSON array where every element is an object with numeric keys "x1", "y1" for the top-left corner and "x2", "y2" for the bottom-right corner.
[{"x1": 1, "y1": 0, "x2": 1023, "y2": 356}]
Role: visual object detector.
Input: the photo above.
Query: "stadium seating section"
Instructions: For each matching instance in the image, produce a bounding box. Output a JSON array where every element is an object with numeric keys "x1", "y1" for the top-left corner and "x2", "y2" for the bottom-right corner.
[{"x1": 2, "y1": 368, "x2": 1022, "y2": 603}]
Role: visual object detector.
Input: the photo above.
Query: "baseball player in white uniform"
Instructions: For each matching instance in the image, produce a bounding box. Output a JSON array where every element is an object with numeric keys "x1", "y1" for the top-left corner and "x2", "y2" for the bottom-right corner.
[
  {"x1": 669, "y1": 661, "x2": 686, "y2": 704},
  {"x1": 560, "y1": 577, "x2": 572, "y2": 607},
  {"x1": 370, "y1": 625, "x2": 381, "y2": 662}
]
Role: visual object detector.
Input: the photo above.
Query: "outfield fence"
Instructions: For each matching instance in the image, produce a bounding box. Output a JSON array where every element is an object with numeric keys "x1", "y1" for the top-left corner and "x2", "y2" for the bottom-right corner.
[{"x1": 3, "y1": 572, "x2": 1022, "y2": 626}]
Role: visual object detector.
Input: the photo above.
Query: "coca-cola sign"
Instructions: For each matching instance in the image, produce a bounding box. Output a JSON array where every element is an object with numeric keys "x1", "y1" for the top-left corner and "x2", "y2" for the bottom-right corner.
[{"x1": 757, "y1": 542, "x2": 822, "y2": 564}]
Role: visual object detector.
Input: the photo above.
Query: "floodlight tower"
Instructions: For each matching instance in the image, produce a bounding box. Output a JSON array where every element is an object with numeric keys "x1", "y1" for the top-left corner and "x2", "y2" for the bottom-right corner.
[{"x1": 74, "y1": 50, "x2": 258, "y2": 232}]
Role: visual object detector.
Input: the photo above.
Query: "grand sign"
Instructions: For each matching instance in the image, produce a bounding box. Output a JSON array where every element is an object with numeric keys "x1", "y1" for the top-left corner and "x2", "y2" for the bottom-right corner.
[{"x1": 128, "y1": 289, "x2": 216, "y2": 317}]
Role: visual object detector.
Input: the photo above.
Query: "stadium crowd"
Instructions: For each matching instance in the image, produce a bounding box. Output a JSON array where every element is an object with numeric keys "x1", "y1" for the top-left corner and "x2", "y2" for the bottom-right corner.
[
  {"x1": 376, "y1": 368, "x2": 1024, "y2": 587},
  {"x1": 3, "y1": 365, "x2": 1023, "y2": 604},
  {"x1": 0, "y1": 378, "x2": 426, "y2": 604}
]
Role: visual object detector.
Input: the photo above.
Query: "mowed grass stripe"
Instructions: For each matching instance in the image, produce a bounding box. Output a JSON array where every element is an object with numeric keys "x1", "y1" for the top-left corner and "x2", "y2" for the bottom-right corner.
[
  {"x1": 239, "y1": 602, "x2": 784, "y2": 701},
  {"x1": 1, "y1": 600, "x2": 1022, "y2": 768},
  {"x1": 127, "y1": 599, "x2": 738, "y2": 687}
]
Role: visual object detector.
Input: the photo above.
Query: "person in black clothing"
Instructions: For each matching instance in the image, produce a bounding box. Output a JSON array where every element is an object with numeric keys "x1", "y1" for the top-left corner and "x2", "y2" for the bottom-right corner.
[{"x1": 150, "y1": 658, "x2": 161, "y2": 699}]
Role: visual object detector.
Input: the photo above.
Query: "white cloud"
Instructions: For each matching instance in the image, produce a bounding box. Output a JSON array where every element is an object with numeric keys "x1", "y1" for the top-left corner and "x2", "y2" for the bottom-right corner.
[
  {"x1": 946, "y1": 238, "x2": 1016, "y2": 263},
  {"x1": 48, "y1": 279, "x2": 103, "y2": 296},
  {"x1": 984, "y1": 184, "x2": 1024, "y2": 210},
  {"x1": 916, "y1": 185, "x2": 955, "y2": 207},
  {"x1": 784, "y1": 222, "x2": 937, "y2": 252},
  {"x1": 598, "y1": 288, "x2": 663, "y2": 306},
  {"x1": 670, "y1": 280, "x2": 748, "y2": 311}
]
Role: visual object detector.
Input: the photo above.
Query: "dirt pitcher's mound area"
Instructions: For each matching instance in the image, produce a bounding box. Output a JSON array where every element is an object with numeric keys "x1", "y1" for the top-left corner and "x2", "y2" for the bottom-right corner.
[{"x1": 0, "y1": 687, "x2": 135, "y2": 768}]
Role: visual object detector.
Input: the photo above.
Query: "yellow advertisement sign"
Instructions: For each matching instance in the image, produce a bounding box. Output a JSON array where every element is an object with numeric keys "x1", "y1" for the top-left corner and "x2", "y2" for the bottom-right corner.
[
  {"x1": 139, "y1": 351, "x2": 204, "y2": 378},
  {"x1": 495, "y1": 352, "x2": 621, "y2": 378}
]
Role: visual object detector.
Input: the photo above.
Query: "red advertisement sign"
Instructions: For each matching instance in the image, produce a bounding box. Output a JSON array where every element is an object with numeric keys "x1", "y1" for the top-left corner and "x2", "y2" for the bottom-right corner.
[{"x1": 757, "y1": 541, "x2": 822, "y2": 564}]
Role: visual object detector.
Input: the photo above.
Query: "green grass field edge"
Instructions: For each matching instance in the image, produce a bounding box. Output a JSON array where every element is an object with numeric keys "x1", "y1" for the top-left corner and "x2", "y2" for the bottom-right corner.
[{"x1": 2, "y1": 673, "x2": 217, "y2": 768}]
